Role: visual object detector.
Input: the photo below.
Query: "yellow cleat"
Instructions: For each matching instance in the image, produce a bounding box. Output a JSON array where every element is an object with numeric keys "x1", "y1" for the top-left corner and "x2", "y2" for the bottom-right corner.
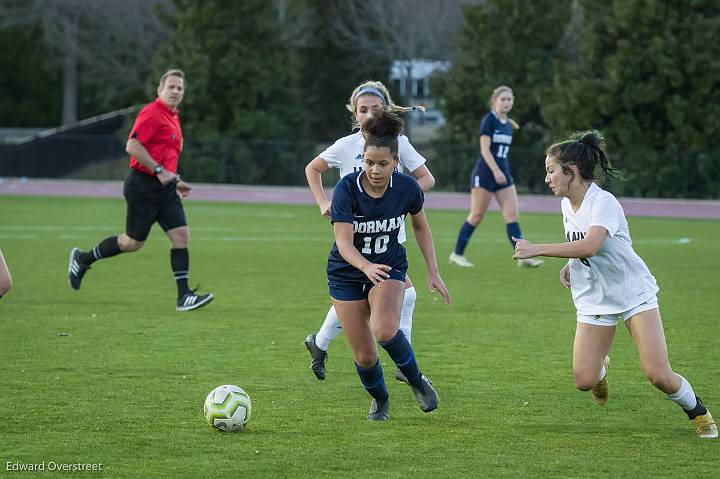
[
  {"x1": 591, "y1": 356, "x2": 610, "y2": 406},
  {"x1": 694, "y1": 411, "x2": 718, "y2": 439}
]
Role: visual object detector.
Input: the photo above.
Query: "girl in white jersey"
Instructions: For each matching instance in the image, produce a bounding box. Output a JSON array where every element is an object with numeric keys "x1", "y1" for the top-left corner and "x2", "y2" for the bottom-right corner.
[
  {"x1": 512, "y1": 130, "x2": 717, "y2": 439},
  {"x1": 304, "y1": 81, "x2": 435, "y2": 382}
]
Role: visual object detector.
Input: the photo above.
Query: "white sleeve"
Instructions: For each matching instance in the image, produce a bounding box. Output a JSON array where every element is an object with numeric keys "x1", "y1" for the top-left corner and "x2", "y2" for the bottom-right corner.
[
  {"x1": 590, "y1": 194, "x2": 621, "y2": 237},
  {"x1": 319, "y1": 139, "x2": 345, "y2": 170},
  {"x1": 397, "y1": 136, "x2": 427, "y2": 174}
]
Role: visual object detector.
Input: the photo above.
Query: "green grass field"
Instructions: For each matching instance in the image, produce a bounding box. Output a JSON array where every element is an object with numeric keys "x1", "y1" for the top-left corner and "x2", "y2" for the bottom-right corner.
[{"x1": 0, "y1": 195, "x2": 718, "y2": 478}]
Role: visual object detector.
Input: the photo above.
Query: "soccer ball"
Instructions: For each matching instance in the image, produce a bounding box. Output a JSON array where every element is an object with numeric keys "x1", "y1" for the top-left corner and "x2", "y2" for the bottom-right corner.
[{"x1": 203, "y1": 384, "x2": 252, "y2": 432}]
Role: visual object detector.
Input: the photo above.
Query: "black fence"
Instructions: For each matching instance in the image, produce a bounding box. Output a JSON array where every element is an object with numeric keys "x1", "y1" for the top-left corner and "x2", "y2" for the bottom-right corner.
[{"x1": 1, "y1": 135, "x2": 718, "y2": 199}]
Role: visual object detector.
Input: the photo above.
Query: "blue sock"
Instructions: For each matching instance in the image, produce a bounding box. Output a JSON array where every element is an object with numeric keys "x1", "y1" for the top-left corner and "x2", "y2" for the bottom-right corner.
[
  {"x1": 379, "y1": 330, "x2": 423, "y2": 390},
  {"x1": 355, "y1": 360, "x2": 389, "y2": 401},
  {"x1": 506, "y1": 222, "x2": 522, "y2": 247},
  {"x1": 454, "y1": 221, "x2": 477, "y2": 255}
]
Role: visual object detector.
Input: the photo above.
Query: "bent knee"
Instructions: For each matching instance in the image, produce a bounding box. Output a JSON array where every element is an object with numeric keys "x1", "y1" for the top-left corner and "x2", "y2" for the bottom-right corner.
[
  {"x1": 467, "y1": 213, "x2": 484, "y2": 225},
  {"x1": 371, "y1": 322, "x2": 399, "y2": 343},
  {"x1": 171, "y1": 230, "x2": 189, "y2": 246},
  {"x1": 119, "y1": 237, "x2": 144, "y2": 252},
  {"x1": 573, "y1": 370, "x2": 598, "y2": 391},
  {"x1": 355, "y1": 352, "x2": 379, "y2": 368}
]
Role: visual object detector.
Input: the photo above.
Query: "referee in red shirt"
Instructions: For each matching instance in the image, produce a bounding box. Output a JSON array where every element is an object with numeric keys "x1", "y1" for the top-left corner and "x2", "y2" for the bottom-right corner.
[{"x1": 68, "y1": 69, "x2": 213, "y2": 311}]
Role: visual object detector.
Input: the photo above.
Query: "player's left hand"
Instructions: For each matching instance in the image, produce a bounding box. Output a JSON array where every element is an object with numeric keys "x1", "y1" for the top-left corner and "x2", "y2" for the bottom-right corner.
[
  {"x1": 176, "y1": 178, "x2": 193, "y2": 198},
  {"x1": 512, "y1": 237, "x2": 540, "y2": 259},
  {"x1": 428, "y1": 271, "x2": 451, "y2": 305}
]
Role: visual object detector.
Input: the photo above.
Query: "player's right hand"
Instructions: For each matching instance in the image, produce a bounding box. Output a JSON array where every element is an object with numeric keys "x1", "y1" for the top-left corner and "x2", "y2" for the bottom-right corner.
[
  {"x1": 493, "y1": 169, "x2": 508, "y2": 185},
  {"x1": 560, "y1": 263, "x2": 571, "y2": 288},
  {"x1": 360, "y1": 263, "x2": 391, "y2": 284}
]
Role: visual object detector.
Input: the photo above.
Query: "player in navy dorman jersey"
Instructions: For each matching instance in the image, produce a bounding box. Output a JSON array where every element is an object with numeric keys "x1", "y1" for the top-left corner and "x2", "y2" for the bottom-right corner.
[
  {"x1": 449, "y1": 85, "x2": 543, "y2": 268},
  {"x1": 328, "y1": 108, "x2": 450, "y2": 421},
  {"x1": 304, "y1": 80, "x2": 435, "y2": 383}
]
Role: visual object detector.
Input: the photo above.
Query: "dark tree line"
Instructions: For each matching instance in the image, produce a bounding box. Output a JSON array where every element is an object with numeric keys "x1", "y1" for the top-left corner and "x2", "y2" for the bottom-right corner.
[
  {"x1": 437, "y1": 0, "x2": 720, "y2": 198},
  {"x1": 1, "y1": 0, "x2": 718, "y2": 196}
]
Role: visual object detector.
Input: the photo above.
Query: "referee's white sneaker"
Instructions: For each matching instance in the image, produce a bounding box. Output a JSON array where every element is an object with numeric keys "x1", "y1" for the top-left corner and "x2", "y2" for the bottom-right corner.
[
  {"x1": 517, "y1": 257, "x2": 544, "y2": 268},
  {"x1": 177, "y1": 291, "x2": 214, "y2": 311},
  {"x1": 449, "y1": 253, "x2": 474, "y2": 267}
]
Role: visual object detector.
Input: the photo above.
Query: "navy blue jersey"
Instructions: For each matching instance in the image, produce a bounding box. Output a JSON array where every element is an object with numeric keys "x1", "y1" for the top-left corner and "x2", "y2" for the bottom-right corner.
[
  {"x1": 479, "y1": 111, "x2": 513, "y2": 162},
  {"x1": 328, "y1": 171, "x2": 424, "y2": 282}
]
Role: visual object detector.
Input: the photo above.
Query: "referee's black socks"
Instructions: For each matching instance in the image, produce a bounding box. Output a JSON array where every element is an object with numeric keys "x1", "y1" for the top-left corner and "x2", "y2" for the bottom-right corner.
[
  {"x1": 171, "y1": 248, "x2": 190, "y2": 299},
  {"x1": 79, "y1": 236, "x2": 121, "y2": 265}
]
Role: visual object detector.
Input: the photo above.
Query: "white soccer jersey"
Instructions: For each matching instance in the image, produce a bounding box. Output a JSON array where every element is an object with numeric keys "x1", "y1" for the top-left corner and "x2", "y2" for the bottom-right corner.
[
  {"x1": 320, "y1": 131, "x2": 427, "y2": 243},
  {"x1": 562, "y1": 182, "x2": 658, "y2": 315}
]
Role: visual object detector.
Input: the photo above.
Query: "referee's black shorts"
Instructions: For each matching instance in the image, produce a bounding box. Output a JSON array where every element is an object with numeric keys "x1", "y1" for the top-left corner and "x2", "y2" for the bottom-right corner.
[{"x1": 123, "y1": 169, "x2": 187, "y2": 241}]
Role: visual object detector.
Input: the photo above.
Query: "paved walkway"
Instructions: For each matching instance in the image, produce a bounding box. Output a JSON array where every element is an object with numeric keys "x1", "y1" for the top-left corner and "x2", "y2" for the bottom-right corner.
[{"x1": 1, "y1": 178, "x2": 718, "y2": 219}]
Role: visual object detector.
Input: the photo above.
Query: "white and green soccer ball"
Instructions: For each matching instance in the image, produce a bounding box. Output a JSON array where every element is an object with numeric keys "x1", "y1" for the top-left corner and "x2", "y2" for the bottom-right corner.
[{"x1": 203, "y1": 384, "x2": 252, "y2": 432}]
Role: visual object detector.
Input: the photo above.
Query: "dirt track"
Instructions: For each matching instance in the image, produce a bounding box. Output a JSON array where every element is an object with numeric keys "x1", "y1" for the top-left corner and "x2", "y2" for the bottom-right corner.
[{"x1": 1, "y1": 178, "x2": 718, "y2": 220}]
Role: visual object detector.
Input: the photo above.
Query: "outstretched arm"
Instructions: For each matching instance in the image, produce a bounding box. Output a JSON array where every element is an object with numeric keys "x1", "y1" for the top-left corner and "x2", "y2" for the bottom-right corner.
[
  {"x1": 305, "y1": 156, "x2": 332, "y2": 218},
  {"x1": 513, "y1": 226, "x2": 609, "y2": 260},
  {"x1": 410, "y1": 210, "x2": 451, "y2": 305}
]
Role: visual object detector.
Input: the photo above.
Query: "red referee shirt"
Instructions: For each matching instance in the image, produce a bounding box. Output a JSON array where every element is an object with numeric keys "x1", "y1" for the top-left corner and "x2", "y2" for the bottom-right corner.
[{"x1": 128, "y1": 98, "x2": 183, "y2": 175}]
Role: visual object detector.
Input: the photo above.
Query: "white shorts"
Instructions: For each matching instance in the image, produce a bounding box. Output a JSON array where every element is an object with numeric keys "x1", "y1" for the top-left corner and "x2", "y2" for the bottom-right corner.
[{"x1": 576, "y1": 297, "x2": 659, "y2": 327}]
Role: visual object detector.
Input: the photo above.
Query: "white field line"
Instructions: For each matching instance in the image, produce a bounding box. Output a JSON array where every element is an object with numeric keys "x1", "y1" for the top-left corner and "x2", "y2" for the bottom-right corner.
[{"x1": 0, "y1": 225, "x2": 693, "y2": 246}]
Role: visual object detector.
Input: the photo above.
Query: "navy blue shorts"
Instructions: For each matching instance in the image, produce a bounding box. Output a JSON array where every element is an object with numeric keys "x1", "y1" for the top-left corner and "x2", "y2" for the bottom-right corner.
[
  {"x1": 469, "y1": 158, "x2": 514, "y2": 192},
  {"x1": 328, "y1": 268, "x2": 406, "y2": 301}
]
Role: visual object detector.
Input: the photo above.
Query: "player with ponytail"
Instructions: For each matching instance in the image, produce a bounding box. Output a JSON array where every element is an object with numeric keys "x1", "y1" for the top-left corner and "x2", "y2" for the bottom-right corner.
[
  {"x1": 450, "y1": 85, "x2": 543, "y2": 268},
  {"x1": 326, "y1": 108, "x2": 450, "y2": 420},
  {"x1": 304, "y1": 80, "x2": 435, "y2": 384},
  {"x1": 512, "y1": 130, "x2": 717, "y2": 439}
]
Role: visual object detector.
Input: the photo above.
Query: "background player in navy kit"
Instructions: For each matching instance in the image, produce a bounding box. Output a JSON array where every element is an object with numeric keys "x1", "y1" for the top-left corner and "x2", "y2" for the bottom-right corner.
[
  {"x1": 0, "y1": 248, "x2": 11, "y2": 299},
  {"x1": 449, "y1": 85, "x2": 543, "y2": 268},
  {"x1": 304, "y1": 80, "x2": 435, "y2": 382},
  {"x1": 67, "y1": 69, "x2": 213, "y2": 312},
  {"x1": 328, "y1": 108, "x2": 450, "y2": 420},
  {"x1": 513, "y1": 130, "x2": 717, "y2": 439}
]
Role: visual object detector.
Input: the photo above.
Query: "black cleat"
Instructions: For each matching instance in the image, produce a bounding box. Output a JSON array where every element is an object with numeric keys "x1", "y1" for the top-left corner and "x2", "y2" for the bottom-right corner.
[
  {"x1": 410, "y1": 375, "x2": 438, "y2": 412},
  {"x1": 176, "y1": 289, "x2": 213, "y2": 311},
  {"x1": 68, "y1": 247, "x2": 90, "y2": 290},
  {"x1": 368, "y1": 397, "x2": 390, "y2": 421},
  {"x1": 304, "y1": 334, "x2": 327, "y2": 380}
]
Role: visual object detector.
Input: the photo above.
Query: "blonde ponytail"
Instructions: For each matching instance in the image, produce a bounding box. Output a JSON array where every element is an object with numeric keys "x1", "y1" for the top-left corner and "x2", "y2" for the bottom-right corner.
[{"x1": 347, "y1": 80, "x2": 425, "y2": 130}]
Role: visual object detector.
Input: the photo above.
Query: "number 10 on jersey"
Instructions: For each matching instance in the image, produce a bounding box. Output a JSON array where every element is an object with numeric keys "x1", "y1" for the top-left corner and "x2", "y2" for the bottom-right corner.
[{"x1": 362, "y1": 235, "x2": 390, "y2": 254}]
